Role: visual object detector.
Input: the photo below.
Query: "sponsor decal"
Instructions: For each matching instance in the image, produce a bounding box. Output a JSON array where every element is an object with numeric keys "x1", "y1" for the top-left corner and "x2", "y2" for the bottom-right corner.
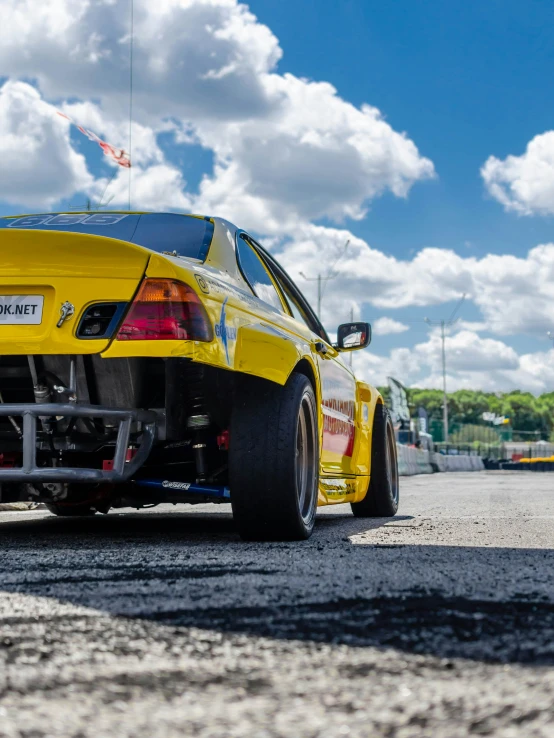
[
  {"x1": 0, "y1": 302, "x2": 38, "y2": 317},
  {"x1": 162, "y1": 481, "x2": 191, "y2": 490},
  {"x1": 7, "y1": 213, "x2": 129, "y2": 228},
  {"x1": 163, "y1": 441, "x2": 192, "y2": 449},
  {"x1": 363, "y1": 404, "x2": 369, "y2": 423},
  {"x1": 196, "y1": 274, "x2": 279, "y2": 313},
  {"x1": 322, "y1": 401, "x2": 356, "y2": 457},
  {"x1": 0, "y1": 295, "x2": 44, "y2": 325},
  {"x1": 215, "y1": 298, "x2": 237, "y2": 365},
  {"x1": 195, "y1": 275, "x2": 210, "y2": 294},
  {"x1": 320, "y1": 364, "x2": 357, "y2": 458},
  {"x1": 321, "y1": 479, "x2": 356, "y2": 497}
]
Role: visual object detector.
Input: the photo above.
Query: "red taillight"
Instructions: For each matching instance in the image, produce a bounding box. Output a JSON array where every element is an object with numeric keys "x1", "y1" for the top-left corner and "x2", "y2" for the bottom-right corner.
[{"x1": 117, "y1": 279, "x2": 213, "y2": 342}]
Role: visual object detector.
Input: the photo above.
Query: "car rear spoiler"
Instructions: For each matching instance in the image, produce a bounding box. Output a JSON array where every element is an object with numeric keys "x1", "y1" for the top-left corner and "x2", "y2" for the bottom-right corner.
[{"x1": 0, "y1": 403, "x2": 156, "y2": 482}]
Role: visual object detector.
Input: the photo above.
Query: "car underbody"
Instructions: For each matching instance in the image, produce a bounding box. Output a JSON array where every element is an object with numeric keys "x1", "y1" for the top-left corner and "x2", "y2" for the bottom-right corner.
[{"x1": 0, "y1": 354, "x2": 237, "y2": 512}]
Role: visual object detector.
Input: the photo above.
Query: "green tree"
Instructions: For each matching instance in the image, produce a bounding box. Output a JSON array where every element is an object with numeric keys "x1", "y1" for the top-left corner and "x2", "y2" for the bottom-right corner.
[
  {"x1": 501, "y1": 392, "x2": 545, "y2": 436},
  {"x1": 376, "y1": 385, "x2": 390, "y2": 405},
  {"x1": 398, "y1": 387, "x2": 554, "y2": 441},
  {"x1": 449, "y1": 390, "x2": 491, "y2": 425},
  {"x1": 408, "y1": 389, "x2": 444, "y2": 420},
  {"x1": 450, "y1": 424, "x2": 501, "y2": 444}
]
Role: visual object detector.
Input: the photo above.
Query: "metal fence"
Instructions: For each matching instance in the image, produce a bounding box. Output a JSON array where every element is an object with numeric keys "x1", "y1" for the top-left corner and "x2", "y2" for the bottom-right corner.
[{"x1": 433, "y1": 441, "x2": 554, "y2": 462}]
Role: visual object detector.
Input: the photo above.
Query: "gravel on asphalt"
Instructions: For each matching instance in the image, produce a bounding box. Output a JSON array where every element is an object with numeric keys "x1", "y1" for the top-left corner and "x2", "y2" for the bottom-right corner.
[{"x1": 0, "y1": 471, "x2": 553, "y2": 737}]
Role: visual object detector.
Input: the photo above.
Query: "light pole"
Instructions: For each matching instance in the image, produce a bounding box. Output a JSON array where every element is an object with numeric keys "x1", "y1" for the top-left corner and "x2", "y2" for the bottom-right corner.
[
  {"x1": 299, "y1": 239, "x2": 350, "y2": 319},
  {"x1": 299, "y1": 273, "x2": 323, "y2": 318},
  {"x1": 424, "y1": 294, "x2": 466, "y2": 444}
]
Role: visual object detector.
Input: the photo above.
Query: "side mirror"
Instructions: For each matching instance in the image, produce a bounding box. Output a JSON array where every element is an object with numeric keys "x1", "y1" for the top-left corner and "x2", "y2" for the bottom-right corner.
[{"x1": 336, "y1": 322, "x2": 371, "y2": 351}]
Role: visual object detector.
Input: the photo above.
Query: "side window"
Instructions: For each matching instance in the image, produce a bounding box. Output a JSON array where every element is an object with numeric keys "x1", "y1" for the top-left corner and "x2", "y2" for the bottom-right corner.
[
  {"x1": 270, "y1": 270, "x2": 328, "y2": 340},
  {"x1": 236, "y1": 235, "x2": 284, "y2": 312},
  {"x1": 274, "y1": 277, "x2": 312, "y2": 330}
]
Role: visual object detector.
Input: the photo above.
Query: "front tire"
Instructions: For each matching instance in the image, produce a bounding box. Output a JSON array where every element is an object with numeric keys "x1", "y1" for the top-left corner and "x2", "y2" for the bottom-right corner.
[
  {"x1": 351, "y1": 404, "x2": 399, "y2": 517},
  {"x1": 230, "y1": 373, "x2": 319, "y2": 541}
]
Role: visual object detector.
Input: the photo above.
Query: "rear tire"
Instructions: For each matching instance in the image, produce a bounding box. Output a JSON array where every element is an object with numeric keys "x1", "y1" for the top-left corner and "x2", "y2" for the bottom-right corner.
[
  {"x1": 230, "y1": 373, "x2": 319, "y2": 541},
  {"x1": 351, "y1": 404, "x2": 399, "y2": 517}
]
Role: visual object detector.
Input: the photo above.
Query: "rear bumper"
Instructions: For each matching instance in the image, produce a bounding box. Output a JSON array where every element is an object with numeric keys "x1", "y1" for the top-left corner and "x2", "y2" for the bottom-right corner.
[{"x1": 0, "y1": 403, "x2": 156, "y2": 482}]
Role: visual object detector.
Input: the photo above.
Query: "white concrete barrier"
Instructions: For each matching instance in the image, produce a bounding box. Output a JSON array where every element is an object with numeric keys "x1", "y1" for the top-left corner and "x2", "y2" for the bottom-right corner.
[
  {"x1": 396, "y1": 444, "x2": 433, "y2": 476},
  {"x1": 439, "y1": 454, "x2": 485, "y2": 472},
  {"x1": 397, "y1": 445, "x2": 484, "y2": 475}
]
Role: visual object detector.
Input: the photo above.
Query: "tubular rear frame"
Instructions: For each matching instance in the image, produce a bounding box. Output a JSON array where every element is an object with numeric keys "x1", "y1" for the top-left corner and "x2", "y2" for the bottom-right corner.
[{"x1": 0, "y1": 403, "x2": 157, "y2": 482}]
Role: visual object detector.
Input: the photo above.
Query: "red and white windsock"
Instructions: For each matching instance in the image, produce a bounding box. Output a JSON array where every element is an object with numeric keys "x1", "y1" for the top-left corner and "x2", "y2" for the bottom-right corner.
[{"x1": 57, "y1": 112, "x2": 131, "y2": 168}]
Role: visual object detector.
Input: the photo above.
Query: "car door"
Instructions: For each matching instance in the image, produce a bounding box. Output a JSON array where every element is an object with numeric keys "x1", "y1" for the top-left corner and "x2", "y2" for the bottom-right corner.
[{"x1": 316, "y1": 347, "x2": 358, "y2": 477}]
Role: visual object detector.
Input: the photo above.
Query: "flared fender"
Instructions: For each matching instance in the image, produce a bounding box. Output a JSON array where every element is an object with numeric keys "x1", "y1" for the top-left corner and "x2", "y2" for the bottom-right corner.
[{"x1": 234, "y1": 323, "x2": 315, "y2": 387}]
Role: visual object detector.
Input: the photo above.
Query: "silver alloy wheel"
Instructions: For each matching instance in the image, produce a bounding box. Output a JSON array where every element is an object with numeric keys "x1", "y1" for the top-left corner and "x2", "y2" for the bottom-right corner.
[
  {"x1": 295, "y1": 390, "x2": 317, "y2": 523},
  {"x1": 386, "y1": 419, "x2": 399, "y2": 504}
]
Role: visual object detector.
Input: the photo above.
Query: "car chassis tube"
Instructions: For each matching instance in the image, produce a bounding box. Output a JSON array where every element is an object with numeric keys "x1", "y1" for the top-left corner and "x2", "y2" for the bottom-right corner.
[
  {"x1": 0, "y1": 403, "x2": 157, "y2": 483},
  {"x1": 134, "y1": 479, "x2": 230, "y2": 499}
]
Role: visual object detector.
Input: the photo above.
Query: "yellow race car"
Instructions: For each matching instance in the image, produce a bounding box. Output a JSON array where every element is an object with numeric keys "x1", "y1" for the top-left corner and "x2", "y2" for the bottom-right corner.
[{"x1": 0, "y1": 212, "x2": 398, "y2": 540}]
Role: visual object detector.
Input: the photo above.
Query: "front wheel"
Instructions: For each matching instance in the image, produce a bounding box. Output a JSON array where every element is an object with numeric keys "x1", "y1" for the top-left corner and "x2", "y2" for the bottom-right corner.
[
  {"x1": 230, "y1": 373, "x2": 319, "y2": 541},
  {"x1": 351, "y1": 404, "x2": 399, "y2": 517}
]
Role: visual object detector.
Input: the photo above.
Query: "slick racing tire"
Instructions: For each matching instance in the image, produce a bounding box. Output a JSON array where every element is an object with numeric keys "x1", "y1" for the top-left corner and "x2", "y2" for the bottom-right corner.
[
  {"x1": 230, "y1": 372, "x2": 319, "y2": 541},
  {"x1": 351, "y1": 404, "x2": 399, "y2": 518}
]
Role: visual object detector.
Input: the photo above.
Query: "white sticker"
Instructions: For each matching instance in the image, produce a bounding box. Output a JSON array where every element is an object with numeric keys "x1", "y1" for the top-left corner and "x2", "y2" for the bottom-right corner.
[
  {"x1": 82, "y1": 213, "x2": 128, "y2": 225},
  {"x1": 6, "y1": 213, "x2": 129, "y2": 228},
  {"x1": 7, "y1": 216, "x2": 52, "y2": 228},
  {"x1": 47, "y1": 214, "x2": 88, "y2": 226},
  {"x1": 0, "y1": 295, "x2": 44, "y2": 324}
]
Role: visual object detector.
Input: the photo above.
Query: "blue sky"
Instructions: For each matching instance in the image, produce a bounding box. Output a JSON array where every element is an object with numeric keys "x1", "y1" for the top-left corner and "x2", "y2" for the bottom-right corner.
[
  {"x1": 249, "y1": 0, "x2": 554, "y2": 257},
  {"x1": 250, "y1": 0, "x2": 554, "y2": 362},
  {"x1": 248, "y1": 0, "x2": 554, "y2": 361},
  {"x1": 1, "y1": 0, "x2": 554, "y2": 392}
]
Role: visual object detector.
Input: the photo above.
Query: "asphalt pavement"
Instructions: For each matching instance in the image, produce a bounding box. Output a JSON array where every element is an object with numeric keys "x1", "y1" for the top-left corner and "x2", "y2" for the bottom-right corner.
[{"x1": 0, "y1": 471, "x2": 553, "y2": 737}]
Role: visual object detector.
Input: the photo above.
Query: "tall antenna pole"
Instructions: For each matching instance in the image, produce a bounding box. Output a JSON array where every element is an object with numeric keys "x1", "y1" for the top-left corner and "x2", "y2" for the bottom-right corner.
[
  {"x1": 317, "y1": 274, "x2": 322, "y2": 318},
  {"x1": 128, "y1": 0, "x2": 134, "y2": 211},
  {"x1": 440, "y1": 320, "x2": 447, "y2": 441},
  {"x1": 349, "y1": 306, "x2": 354, "y2": 367},
  {"x1": 424, "y1": 293, "x2": 466, "y2": 444}
]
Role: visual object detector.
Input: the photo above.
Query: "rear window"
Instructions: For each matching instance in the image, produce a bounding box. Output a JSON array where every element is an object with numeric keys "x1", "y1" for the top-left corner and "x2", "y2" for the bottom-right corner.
[{"x1": 0, "y1": 213, "x2": 214, "y2": 261}]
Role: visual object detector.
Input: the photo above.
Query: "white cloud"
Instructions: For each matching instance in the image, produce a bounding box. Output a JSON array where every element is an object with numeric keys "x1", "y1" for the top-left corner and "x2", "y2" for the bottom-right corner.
[
  {"x1": 59, "y1": 99, "x2": 192, "y2": 210},
  {"x1": 352, "y1": 329, "x2": 554, "y2": 394},
  {"x1": 194, "y1": 73, "x2": 435, "y2": 232},
  {"x1": 0, "y1": 0, "x2": 281, "y2": 122},
  {"x1": 96, "y1": 164, "x2": 192, "y2": 211},
  {"x1": 481, "y1": 131, "x2": 554, "y2": 215},
  {"x1": 274, "y1": 223, "x2": 554, "y2": 339},
  {"x1": 457, "y1": 320, "x2": 488, "y2": 332},
  {"x1": 515, "y1": 349, "x2": 554, "y2": 393},
  {"x1": 358, "y1": 329, "x2": 520, "y2": 388},
  {"x1": 0, "y1": 82, "x2": 191, "y2": 210},
  {"x1": 0, "y1": 81, "x2": 93, "y2": 207},
  {"x1": 372, "y1": 317, "x2": 409, "y2": 336},
  {"x1": 418, "y1": 329, "x2": 520, "y2": 373},
  {"x1": 0, "y1": 0, "x2": 434, "y2": 226}
]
